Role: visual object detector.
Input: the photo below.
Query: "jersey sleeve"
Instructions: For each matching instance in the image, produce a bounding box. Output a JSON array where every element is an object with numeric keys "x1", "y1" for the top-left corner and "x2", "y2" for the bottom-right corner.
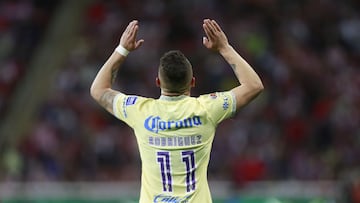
[
  {"x1": 198, "y1": 91, "x2": 236, "y2": 125},
  {"x1": 112, "y1": 93, "x2": 145, "y2": 128}
]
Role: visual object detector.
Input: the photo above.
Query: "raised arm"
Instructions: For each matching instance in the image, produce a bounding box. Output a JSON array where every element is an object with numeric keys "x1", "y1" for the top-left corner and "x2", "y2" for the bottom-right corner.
[
  {"x1": 202, "y1": 19, "x2": 264, "y2": 110},
  {"x1": 90, "y1": 20, "x2": 144, "y2": 114}
]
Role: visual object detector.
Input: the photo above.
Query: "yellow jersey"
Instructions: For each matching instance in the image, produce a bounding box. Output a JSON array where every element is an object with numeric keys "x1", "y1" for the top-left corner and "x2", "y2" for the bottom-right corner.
[{"x1": 113, "y1": 91, "x2": 236, "y2": 203}]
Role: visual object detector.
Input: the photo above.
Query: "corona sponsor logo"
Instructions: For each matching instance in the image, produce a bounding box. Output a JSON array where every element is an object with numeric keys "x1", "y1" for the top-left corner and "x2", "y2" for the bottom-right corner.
[{"x1": 144, "y1": 115, "x2": 202, "y2": 133}]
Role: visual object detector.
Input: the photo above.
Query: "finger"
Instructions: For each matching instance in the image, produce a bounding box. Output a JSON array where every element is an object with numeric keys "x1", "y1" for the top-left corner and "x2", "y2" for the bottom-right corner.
[
  {"x1": 203, "y1": 23, "x2": 216, "y2": 40},
  {"x1": 135, "y1": 39, "x2": 145, "y2": 49},
  {"x1": 206, "y1": 20, "x2": 218, "y2": 34},
  {"x1": 203, "y1": 20, "x2": 212, "y2": 35},
  {"x1": 129, "y1": 25, "x2": 139, "y2": 40},
  {"x1": 125, "y1": 20, "x2": 137, "y2": 36},
  {"x1": 129, "y1": 20, "x2": 140, "y2": 36},
  {"x1": 131, "y1": 19, "x2": 138, "y2": 24},
  {"x1": 206, "y1": 20, "x2": 219, "y2": 37},
  {"x1": 125, "y1": 21, "x2": 134, "y2": 34},
  {"x1": 202, "y1": 24, "x2": 210, "y2": 38},
  {"x1": 202, "y1": 36, "x2": 209, "y2": 47},
  {"x1": 130, "y1": 20, "x2": 138, "y2": 30},
  {"x1": 212, "y1": 20, "x2": 222, "y2": 32}
]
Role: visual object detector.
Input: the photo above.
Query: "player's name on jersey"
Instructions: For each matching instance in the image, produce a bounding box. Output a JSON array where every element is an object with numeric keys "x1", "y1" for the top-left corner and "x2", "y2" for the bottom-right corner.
[
  {"x1": 148, "y1": 134, "x2": 202, "y2": 147},
  {"x1": 144, "y1": 115, "x2": 202, "y2": 133}
]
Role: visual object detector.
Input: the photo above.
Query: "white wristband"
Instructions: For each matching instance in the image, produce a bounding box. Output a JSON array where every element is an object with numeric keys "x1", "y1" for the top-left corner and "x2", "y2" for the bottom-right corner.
[{"x1": 115, "y1": 45, "x2": 130, "y2": 56}]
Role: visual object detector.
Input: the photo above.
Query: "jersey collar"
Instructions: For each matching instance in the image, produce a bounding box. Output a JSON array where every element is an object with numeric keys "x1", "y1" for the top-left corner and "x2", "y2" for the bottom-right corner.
[{"x1": 159, "y1": 94, "x2": 188, "y2": 101}]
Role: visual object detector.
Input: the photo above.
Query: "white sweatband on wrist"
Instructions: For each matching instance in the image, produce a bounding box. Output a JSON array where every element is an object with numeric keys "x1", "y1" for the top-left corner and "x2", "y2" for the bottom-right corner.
[{"x1": 115, "y1": 45, "x2": 130, "y2": 56}]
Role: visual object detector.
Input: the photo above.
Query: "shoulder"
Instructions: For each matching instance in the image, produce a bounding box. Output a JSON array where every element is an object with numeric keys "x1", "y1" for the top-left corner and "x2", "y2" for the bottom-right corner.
[
  {"x1": 114, "y1": 93, "x2": 154, "y2": 104},
  {"x1": 197, "y1": 91, "x2": 234, "y2": 104},
  {"x1": 113, "y1": 93, "x2": 155, "y2": 114},
  {"x1": 113, "y1": 93, "x2": 155, "y2": 121},
  {"x1": 196, "y1": 91, "x2": 237, "y2": 122}
]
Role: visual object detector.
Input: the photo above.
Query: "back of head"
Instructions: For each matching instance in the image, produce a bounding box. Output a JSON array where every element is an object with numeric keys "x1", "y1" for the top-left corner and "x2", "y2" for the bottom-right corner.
[{"x1": 159, "y1": 50, "x2": 193, "y2": 93}]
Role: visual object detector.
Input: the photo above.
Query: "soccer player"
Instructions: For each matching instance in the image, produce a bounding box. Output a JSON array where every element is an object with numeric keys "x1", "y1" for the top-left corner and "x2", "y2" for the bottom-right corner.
[{"x1": 90, "y1": 19, "x2": 263, "y2": 203}]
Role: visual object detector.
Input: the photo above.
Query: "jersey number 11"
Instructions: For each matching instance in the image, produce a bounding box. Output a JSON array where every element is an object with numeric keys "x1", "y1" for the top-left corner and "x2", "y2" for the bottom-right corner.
[{"x1": 157, "y1": 150, "x2": 196, "y2": 193}]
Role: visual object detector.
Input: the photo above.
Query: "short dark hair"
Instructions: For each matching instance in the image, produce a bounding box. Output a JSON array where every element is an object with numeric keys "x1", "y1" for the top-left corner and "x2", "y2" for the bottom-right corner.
[{"x1": 159, "y1": 50, "x2": 193, "y2": 93}]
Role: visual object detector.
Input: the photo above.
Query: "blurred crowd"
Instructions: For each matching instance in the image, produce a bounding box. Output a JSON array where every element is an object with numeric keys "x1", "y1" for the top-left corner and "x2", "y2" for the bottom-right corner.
[
  {"x1": 0, "y1": 0, "x2": 60, "y2": 118},
  {"x1": 1, "y1": 0, "x2": 360, "y2": 194}
]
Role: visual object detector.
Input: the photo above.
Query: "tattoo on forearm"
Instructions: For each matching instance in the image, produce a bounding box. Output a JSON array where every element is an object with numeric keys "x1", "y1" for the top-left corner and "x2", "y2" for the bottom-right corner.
[
  {"x1": 99, "y1": 90, "x2": 117, "y2": 112},
  {"x1": 111, "y1": 68, "x2": 119, "y2": 84}
]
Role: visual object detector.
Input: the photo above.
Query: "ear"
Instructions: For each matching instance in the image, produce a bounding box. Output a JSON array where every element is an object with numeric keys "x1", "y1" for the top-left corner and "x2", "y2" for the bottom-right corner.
[
  {"x1": 156, "y1": 77, "x2": 161, "y2": 87},
  {"x1": 190, "y1": 77, "x2": 195, "y2": 87}
]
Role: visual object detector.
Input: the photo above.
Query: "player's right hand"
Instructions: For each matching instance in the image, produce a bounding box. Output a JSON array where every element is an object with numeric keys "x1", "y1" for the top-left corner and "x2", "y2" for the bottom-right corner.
[
  {"x1": 202, "y1": 19, "x2": 229, "y2": 52},
  {"x1": 119, "y1": 20, "x2": 144, "y2": 52}
]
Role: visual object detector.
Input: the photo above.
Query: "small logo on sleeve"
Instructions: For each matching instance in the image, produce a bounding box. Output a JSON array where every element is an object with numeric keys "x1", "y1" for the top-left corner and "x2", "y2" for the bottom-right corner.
[
  {"x1": 222, "y1": 94, "x2": 229, "y2": 110},
  {"x1": 209, "y1": 93, "x2": 217, "y2": 99},
  {"x1": 125, "y1": 96, "x2": 137, "y2": 106}
]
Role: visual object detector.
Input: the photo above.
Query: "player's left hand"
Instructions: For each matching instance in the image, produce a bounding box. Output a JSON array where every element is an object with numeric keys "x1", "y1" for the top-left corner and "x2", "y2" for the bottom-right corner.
[
  {"x1": 202, "y1": 19, "x2": 229, "y2": 52},
  {"x1": 119, "y1": 20, "x2": 144, "y2": 51}
]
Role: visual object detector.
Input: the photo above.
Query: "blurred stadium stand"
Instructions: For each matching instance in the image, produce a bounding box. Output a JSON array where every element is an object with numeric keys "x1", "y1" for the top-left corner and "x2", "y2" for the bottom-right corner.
[
  {"x1": 1, "y1": 0, "x2": 360, "y2": 202},
  {"x1": 0, "y1": 181, "x2": 338, "y2": 202},
  {"x1": 0, "y1": 0, "x2": 62, "y2": 136}
]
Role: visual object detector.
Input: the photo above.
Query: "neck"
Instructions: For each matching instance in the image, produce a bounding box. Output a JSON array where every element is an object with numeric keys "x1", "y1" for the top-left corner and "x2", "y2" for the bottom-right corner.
[{"x1": 161, "y1": 89, "x2": 190, "y2": 96}]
